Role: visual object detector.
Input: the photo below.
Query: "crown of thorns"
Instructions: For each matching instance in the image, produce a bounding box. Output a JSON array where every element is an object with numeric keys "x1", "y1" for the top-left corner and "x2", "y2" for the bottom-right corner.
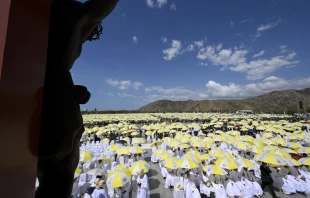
[{"x1": 87, "y1": 22, "x2": 103, "y2": 42}]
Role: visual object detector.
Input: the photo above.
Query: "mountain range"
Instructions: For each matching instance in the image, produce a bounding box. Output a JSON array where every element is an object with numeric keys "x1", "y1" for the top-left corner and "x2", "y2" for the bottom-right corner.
[{"x1": 138, "y1": 88, "x2": 310, "y2": 114}]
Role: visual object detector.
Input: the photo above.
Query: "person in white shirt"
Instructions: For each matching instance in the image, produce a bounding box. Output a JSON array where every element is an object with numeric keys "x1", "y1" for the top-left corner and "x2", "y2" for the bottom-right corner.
[
  {"x1": 219, "y1": 142, "x2": 228, "y2": 151},
  {"x1": 200, "y1": 172, "x2": 214, "y2": 198},
  {"x1": 226, "y1": 179, "x2": 243, "y2": 198},
  {"x1": 91, "y1": 180, "x2": 109, "y2": 198},
  {"x1": 213, "y1": 182, "x2": 227, "y2": 198},
  {"x1": 151, "y1": 145, "x2": 158, "y2": 163},
  {"x1": 137, "y1": 170, "x2": 150, "y2": 198},
  {"x1": 127, "y1": 154, "x2": 134, "y2": 168},
  {"x1": 119, "y1": 154, "x2": 125, "y2": 164}
]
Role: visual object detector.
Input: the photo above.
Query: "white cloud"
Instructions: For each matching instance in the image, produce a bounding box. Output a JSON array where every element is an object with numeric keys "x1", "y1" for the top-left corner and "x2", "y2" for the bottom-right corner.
[
  {"x1": 170, "y1": 2, "x2": 176, "y2": 11},
  {"x1": 216, "y1": 43, "x2": 223, "y2": 51},
  {"x1": 241, "y1": 18, "x2": 252, "y2": 23},
  {"x1": 142, "y1": 76, "x2": 310, "y2": 102},
  {"x1": 257, "y1": 18, "x2": 281, "y2": 32},
  {"x1": 230, "y1": 53, "x2": 299, "y2": 80},
  {"x1": 117, "y1": 93, "x2": 138, "y2": 98},
  {"x1": 133, "y1": 81, "x2": 143, "y2": 89},
  {"x1": 205, "y1": 76, "x2": 310, "y2": 98},
  {"x1": 157, "y1": 0, "x2": 168, "y2": 8},
  {"x1": 119, "y1": 80, "x2": 131, "y2": 90},
  {"x1": 252, "y1": 17, "x2": 281, "y2": 41},
  {"x1": 253, "y1": 50, "x2": 265, "y2": 58},
  {"x1": 230, "y1": 21, "x2": 234, "y2": 27},
  {"x1": 199, "y1": 62, "x2": 208, "y2": 66},
  {"x1": 279, "y1": 45, "x2": 288, "y2": 53},
  {"x1": 186, "y1": 44, "x2": 195, "y2": 52},
  {"x1": 144, "y1": 86, "x2": 203, "y2": 102},
  {"x1": 161, "y1": 37, "x2": 167, "y2": 43},
  {"x1": 146, "y1": 0, "x2": 155, "y2": 8},
  {"x1": 107, "y1": 92, "x2": 115, "y2": 97},
  {"x1": 133, "y1": 36, "x2": 138, "y2": 44},
  {"x1": 106, "y1": 79, "x2": 143, "y2": 90},
  {"x1": 236, "y1": 33, "x2": 243, "y2": 36},
  {"x1": 196, "y1": 43, "x2": 299, "y2": 80},
  {"x1": 145, "y1": 86, "x2": 196, "y2": 95},
  {"x1": 106, "y1": 79, "x2": 120, "y2": 87},
  {"x1": 194, "y1": 40, "x2": 204, "y2": 49},
  {"x1": 163, "y1": 40, "x2": 182, "y2": 60},
  {"x1": 197, "y1": 44, "x2": 247, "y2": 67}
]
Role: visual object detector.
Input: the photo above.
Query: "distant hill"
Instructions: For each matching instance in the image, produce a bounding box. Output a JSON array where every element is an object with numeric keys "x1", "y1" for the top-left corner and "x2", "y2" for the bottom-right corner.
[{"x1": 138, "y1": 88, "x2": 310, "y2": 114}]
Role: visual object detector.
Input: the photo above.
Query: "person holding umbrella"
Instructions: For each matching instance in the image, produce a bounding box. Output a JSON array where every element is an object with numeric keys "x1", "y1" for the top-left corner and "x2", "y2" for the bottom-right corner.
[
  {"x1": 136, "y1": 169, "x2": 150, "y2": 198},
  {"x1": 92, "y1": 180, "x2": 109, "y2": 198}
]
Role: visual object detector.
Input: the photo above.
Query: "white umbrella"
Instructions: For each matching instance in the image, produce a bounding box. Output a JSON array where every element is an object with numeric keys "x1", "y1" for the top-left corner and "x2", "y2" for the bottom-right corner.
[{"x1": 87, "y1": 168, "x2": 106, "y2": 176}]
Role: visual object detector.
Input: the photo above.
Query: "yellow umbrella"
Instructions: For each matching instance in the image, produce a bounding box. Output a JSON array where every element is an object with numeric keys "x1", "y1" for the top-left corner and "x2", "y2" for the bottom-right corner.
[
  {"x1": 269, "y1": 150, "x2": 292, "y2": 159},
  {"x1": 260, "y1": 139, "x2": 276, "y2": 145},
  {"x1": 271, "y1": 137, "x2": 287, "y2": 146},
  {"x1": 183, "y1": 154, "x2": 202, "y2": 164},
  {"x1": 74, "y1": 168, "x2": 82, "y2": 179},
  {"x1": 296, "y1": 147, "x2": 310, "y2": 154},
  {"x1": 113, "y1": 164, "x2": 128, "y2": 171},
  {"x1": 132, "y1": 138, "x2": 146, "y2": 144},
  {"x1": 262, "y1": 133, "x2": 273, "y2": 138},
  {"x1": 163, "y1": 157, "x2": 179, "y2": 169},
  {"x1": 186, "y1": 150, "x2": 200, "y2": 157},
  {"x1": 159, "y1": 152, "x2": 174, "y2": 161},
  {"x1": 254, "y1": 153, "x2": 286, "y2": 166},
  {"x1": 145, "y1": 131, "x2": 153, "y2": 136},
  {"x1": 201, "y1": 154, "x2": 210, "y2": 161},
  {"x1": 238, "y1": 135, "x2": 254, "y2": 142},
  {"x1": 130, "y1": 146, "x2": 143, "y2": 154},
  {"x1": 237, "y1": 158, "x2": 254, "y2": 168},
  {"x1": 107, "y1": 170, "x2": 131, "y2": 188},
  {"x1": 105, "y1": 144, "x2": 121, "y2": 152},
  {"x1": 191, "y1": 139, "x2": 207, "y2": 148},
  {"x1": 101, "y1": 156, "x2": 112, "y2": 163},
  {"x1": 283, "y1": 158, "x2": 302, "y2": 166},
  {"x1": 181, "y1": 144, "x2": 190, "y2": 149},
  {"x1": 80, "y1": 150, "x2": 94, "y2": 162},
  {"x1": 287, "y1": 142, "x2": 302, "y2": 149},
  {"x1": 209, "y1": 149, "x2": 234, "y2": 158},
  {"x1": 131, "y1": 132, "x2": 139, "y2": 136},
  {"x1": 150, "y1": 141, "x2": 162, "y2": 147},
  {"x1": 117, "y1": 147, "x2": 131, "y2": 156},
  {"x1": 251, "y1": 146, "x2": 264, "y2": 154},
  {"x1": 234, "y1": 141, "x2": 252, "y2": 150},
  {"x1": 179, "y1": 136, "x2": 190, "y2": 144},
  {"x1": 299, "y1": 158, "x2": 310, "y2": 165},
  {"x1": 228, "y1": 131, "x2": 240, "y2": 136},
  {"x1": 263, "y1": 145, "x2": 279, "y2": 152},
  {"x1": 129, "y1": 160, "x2": 150, "y2": 175},
  {"x1": 176, "y1": 158, "x2": 198, "y2": 169},
  {"x1": 203, "y1": 165, "x2": 228, "y2": 175},
  {"x1": 215, "y1": 158, "x2": 239, "y2": 170},
  {"x1": 154, "y1": 148, "x2": 166, "y2": 156},
  {"x1": 123, "y1": 137, "x2": 130, "y2": 141},
  {"x1": 167, "y1": 140, "x2": 182, "y2": 148}
]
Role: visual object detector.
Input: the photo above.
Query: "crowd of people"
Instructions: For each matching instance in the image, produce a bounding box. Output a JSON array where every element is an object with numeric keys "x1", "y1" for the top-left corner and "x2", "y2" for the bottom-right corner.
[{"x1": 55, "y1": 115, "x2": 310, "y2": 198}]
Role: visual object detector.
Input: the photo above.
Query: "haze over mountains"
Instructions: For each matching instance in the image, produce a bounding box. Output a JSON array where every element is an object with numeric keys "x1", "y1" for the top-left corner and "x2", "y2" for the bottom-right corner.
[{"x1": 138, "y1": 88, "x2": 310, "y2": 114}]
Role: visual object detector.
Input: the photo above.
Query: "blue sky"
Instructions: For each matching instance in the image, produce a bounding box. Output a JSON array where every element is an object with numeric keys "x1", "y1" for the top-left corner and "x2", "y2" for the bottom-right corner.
[{"x1": 72, "y1": 0, "x2": 310, "y2": 110}]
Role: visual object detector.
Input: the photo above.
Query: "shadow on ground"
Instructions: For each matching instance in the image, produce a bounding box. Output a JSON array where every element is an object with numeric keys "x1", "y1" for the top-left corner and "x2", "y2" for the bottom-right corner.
[
  {"x1": 147, "y1": 169, "x2": 158, "y2": 178},
  {"x1": 150, "y1": 193, "x2": 161, "y2": 198},
  {"x1": 144, "y1": 156, "x2": 151, "y2": 162},
  {"x1": 148, "y1": 178, "x2": 160, "y2": 191}
]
